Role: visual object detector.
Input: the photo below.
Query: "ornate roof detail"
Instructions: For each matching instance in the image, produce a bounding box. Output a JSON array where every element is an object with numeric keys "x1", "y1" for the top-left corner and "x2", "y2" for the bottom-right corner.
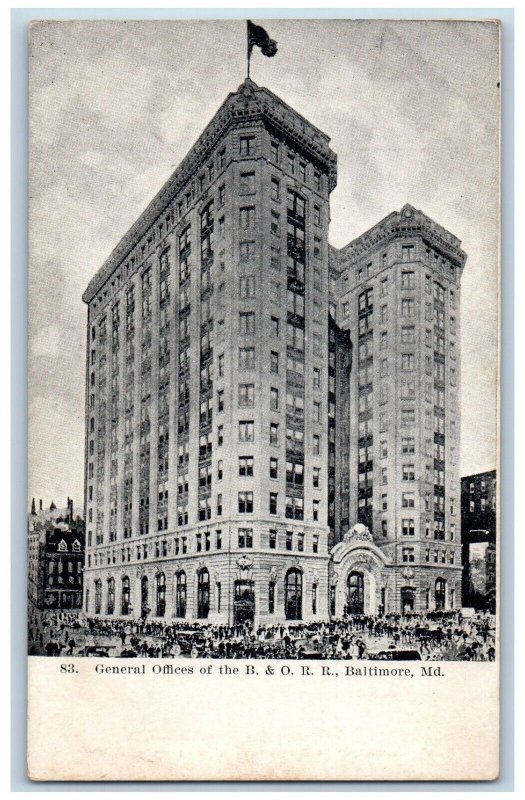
[
  {"x1": 83, "y1": 79, "x2": 337, "y2": 304},
  {"x1": 335, "y1": 204, "x2": 467, "y2": 269}
]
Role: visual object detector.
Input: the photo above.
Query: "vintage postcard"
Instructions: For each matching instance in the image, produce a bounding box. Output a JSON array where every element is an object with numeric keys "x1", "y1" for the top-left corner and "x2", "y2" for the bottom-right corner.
[{"x1": 27, "y1": 18, "x2": 500, "y2": 781}]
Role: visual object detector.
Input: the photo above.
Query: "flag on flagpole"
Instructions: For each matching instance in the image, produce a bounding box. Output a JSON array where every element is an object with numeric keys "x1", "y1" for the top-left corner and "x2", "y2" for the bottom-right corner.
[{"x1": 247, "y1": 20, "x2": 278, "y2": 59}]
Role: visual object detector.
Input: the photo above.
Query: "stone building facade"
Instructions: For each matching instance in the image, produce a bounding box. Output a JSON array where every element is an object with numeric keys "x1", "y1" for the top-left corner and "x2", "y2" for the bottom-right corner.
[
  {"x1": 461, "y1": 470, "x2": 497, "y2": 610},
  {"x1": 82, "y1": 78, "x2": 466, "y2": 624}
]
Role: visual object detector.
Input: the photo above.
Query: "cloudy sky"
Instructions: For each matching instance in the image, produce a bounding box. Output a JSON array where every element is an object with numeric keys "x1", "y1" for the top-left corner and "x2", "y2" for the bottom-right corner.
[{"x1": 28, "y1": 19, "x2": 500, "y2": 509}]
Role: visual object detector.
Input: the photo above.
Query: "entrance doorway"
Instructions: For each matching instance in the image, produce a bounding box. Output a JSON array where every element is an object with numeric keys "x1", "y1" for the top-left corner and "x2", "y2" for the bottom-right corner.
[
  {"x1": 285, "y1": 569, "x2": 302, "y2": 620},
  {"x1": 401, "y1": 587, "x2": 416, "y2": 613},
  {"x1": 435, "y1": 578, "x2": 446, "y2": 610},
  {"x1": 197, "y1": 568, "x2": 210, "y2": 619},
  {"x1": 346, "y1": 571, "x2": 365, "y2": 614},
  {"x1": 140, "y1": 575, "x2": 149, "y2": 618},
  {"x1": 233, "y1": 580, "x2": 255, "y2": 625}
]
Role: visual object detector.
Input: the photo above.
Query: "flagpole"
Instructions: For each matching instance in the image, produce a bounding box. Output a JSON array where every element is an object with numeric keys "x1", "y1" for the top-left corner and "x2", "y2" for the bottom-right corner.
[{"x1": 246, "y1": 21, "x2": 251, "y2": 79}]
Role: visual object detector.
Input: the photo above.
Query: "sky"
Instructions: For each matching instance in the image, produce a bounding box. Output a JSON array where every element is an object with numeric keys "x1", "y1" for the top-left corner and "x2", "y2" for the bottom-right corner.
[{"x1": 28, "y1": 19, "x2": 500, "y2": 510}]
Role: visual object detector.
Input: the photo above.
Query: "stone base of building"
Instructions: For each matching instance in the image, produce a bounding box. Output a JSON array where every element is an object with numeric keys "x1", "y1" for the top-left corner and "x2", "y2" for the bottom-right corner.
[{"x1": 84, "y1": 551, "x2": 330, "y2": 626}]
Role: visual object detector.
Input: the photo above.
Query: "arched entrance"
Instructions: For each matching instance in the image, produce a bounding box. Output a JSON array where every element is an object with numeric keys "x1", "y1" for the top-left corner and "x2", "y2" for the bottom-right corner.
[
  {"x1": 346, "y1": 571, "x2": 365, "y2": 614},
  {"x1": 233, "y1": 580, "x2": 255, "y2": 625},
  {"x1": 94, "y1": 580, "x2": 102, "y2": 614},
  {"x1": 175, "y1": 571, "x2": 186, "y2": 618},
  {"x1": 401, "y1": 586, "x2": 416, "y2": 613},
  {"x1": 106, "y1": 577, "x2": 115, "y2": 615},
  {"x1": 435, "y1": 578, "x2": 446, "y2": 610},
  {"x1": 156, "y1": 572, "x2": 166, "y2": 617},
  {"x1": 121, "y1": 576, "x2": 130, "y2": 616},
  {"x1": 285, "y1": 568, "x2": 302, "y2": 620},
  {"x1": 140, "y1": 575, "x2": 149, "y2": 619},
  {"x1": 197, "y1": 568, "x2": 210, "y2": 619}
]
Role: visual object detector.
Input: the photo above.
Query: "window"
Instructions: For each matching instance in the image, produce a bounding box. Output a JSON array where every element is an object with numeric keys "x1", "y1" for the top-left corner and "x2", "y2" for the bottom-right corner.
[
  {"x1": 237, "y1": 383, "x2": 254, "y2": 408},
  {"x1": 402, "y1": 518, "x2": 415, "y2": 536},
  {"x1": 402, "y1": 353, "x2": 415, "y2": 371},
  {"x1": 239, "y1": 171, "x2": 255, "y2": 194},
  {"x1": 217, "y1": 460, "x2": 223, "y2": 480},
  {"x1": 217, "y1": 425, "x2": 224, "y2": 447},
  {"x1": 217, "y1": 390, "x2": 224, "y2": 413},
  {"x1": 239, "y1": 420, "x2": 254, "y2": 442},
  {"x1": 401, "y1": 270, "x2": 415, "y2": 288},
  {"x1": 240, "y1": 206, "x2": 255, "y2": 229},
  {"x1": 271, "y1": 140, "x2": 279, "y2": 161},
  {"x1": 401, "y1": 325, "x2": 415, "y2": 343},
  {"x1": 238, "y1": 528, "x2": 253, "y2": 548},
  {"x1": 402, "y1": 492, "x2": 415, "y2": 508},
  {"x1": 270, "y1": 387, "x2": 279, "y2": 411},
  {"x1": 401, "y1": 408, "x2": 415, "y2": 425},
  {"x1": 381, "y1": 276, "x2": 388, "y2": 296},
  {"x1": 239, "y1": 347, "x2": 255, "y2": 370},
  {"x1": 270, "y1": 422, "x2": 279, "y2": 445},
  {"x1": 239, "y1": 456, "x2": 254, "y2": 477},
  {"x1": 238, "y1": 492, "x2": 254, "y2": 513},
  {"x1": 286, "y1": 531, "x2": 293, "y2": 551},
  {"x1": 269, "y1": 529, "x2": 277, "y2": 549},
  {"x1": 270, "y1": 351, "x2": 279, "y2": 374},
  {"x1": 239, "y1": 276, "x2": 255, "y2": 298},
  {"x1": 313, "y1": 500, "x2": 320, "y2": 521},
  {"x1": 402, "y1": 464, "x2": 415, "y2": 481},
  {"x1": 313, "y1": 466, "x2": 320, "y2": 488},
  {"x1": 401, "y1": 298, "x2": 414, "y2": 317},
  {"x1": 240, "y1": 135, "x2": 255, "y2": 156},
  {"x1": 313, "y1": 434, "x2": 321, "y2": 455},
  {"x1": 269, "y1": 492, "x2": 278, "y2": 515},
  {"x1": 239, "y1": 311, "x2": 255, "y2": 335},
  {"x1": 270, "y1": 457, "x2": 278, "y2": 479},
  {"x1": 271, "y1": 177, "x2": 280, "y2": 200}
]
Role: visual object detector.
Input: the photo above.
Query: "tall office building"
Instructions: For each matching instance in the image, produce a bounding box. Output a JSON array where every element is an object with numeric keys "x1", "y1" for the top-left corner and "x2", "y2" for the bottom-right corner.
[
  {"x1": 82, "y1": 78, "x2": 336, "y2": 625},
  {"x1": 329, "y1": 207, "x2": 466, "y2": 614},
  {"x1": 82, "y1": 79, "x2": 466, "y2": 623}
]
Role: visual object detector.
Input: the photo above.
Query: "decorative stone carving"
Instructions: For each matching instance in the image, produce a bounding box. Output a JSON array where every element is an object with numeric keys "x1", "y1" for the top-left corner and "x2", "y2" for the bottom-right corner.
[
  {"x1": 268, "y1": 567, "x2": 278, "y2": 582},
  {"x1": 331, "y1": 570, "x2": 339, "y2": 586},
  {"x1": 236, "y1": 555, "x2": 253, "y2": 571},
  {"x1": 312, "y1": 571, "x2": 320, "y2": 586},
  {"x1": 402, "y1": 567, "x2": 415, "y2": 580},
  {"x1": 343, "y1": 523, "x2": 374, "y2": 544}
]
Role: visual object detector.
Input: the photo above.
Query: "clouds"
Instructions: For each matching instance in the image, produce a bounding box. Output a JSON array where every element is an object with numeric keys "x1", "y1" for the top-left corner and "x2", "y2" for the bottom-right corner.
[{"x1": 28, "y1": 19, "x2": 499, "y2": 505}]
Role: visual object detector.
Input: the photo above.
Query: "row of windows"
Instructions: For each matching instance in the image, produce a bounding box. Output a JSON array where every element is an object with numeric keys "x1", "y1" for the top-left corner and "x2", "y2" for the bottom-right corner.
[{"x1": 401, "y1": 547, "x2": 456, "y2": 564}]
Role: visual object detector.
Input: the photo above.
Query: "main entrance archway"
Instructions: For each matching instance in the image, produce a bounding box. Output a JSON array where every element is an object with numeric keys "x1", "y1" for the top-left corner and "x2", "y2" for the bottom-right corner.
[
  {"x1": 401, "y1": 587, "x2": 416, "y2": 613},
  {"x1": 233, "y1": 580, "x2": 255, "y2": 625},
  {"x1": 285, "y1": 569, "x2": 302, "y2": 620},
  {"x1": 346, "y1": 571, "x2": 365, "y2": 614}
]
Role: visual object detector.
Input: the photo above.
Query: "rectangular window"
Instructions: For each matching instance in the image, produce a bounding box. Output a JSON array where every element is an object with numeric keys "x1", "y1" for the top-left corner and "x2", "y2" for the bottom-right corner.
[
  {"x1": 238, "y1": 492, "x2": 254, "y2": 514},
  {"x1": 313, "y1": 466, "x2": 320, "y2": 488},
  {"x1": 239, "y1": 276, "x2": 255, "y2": 298},
  {"x1": 402, "y1": 492, "x2": 415, "y2": 508},
  {"x1": 239, "y1": 347, "x2": 255, "y2": 370},
  {"x1": 313, "y1": 500, "x2": 320, "y2": 521},
  {"x1": 270, "y1": 351, "x2": 279, "y2": 374},
  {"x1": 269, "y1": 529, "x2": 277, "y2": 549},
  {"x1": 239, "y1": 206, "x2": 255, "y2": 230},
  {"x1": 238, "y1": 420, "x2": 254, "y2": 442},
  {"x1": 270, "y1": 457, "x2": 278, "y2": 479},
  {"x1": 239, "y1": 171, "x2": 255, "y2": 194},
  {"x1": 239, "y1": 311, "x2": 255, "y2": 335},
  {"x1": 402, "y1": 518, "x2": 415, "y2": 537},
  {"x1": 402, "y1": 353, "x2": 415, "y2": 371},
  {"x1": 401, "y1": 298, "x2": 414, "y2": 317},
  {"x1": 240, "y1": 136, "x2": 255, "y2": 156},
  {"x1": 270, "y1": 387, "x2": 279, "y2": 411},
  {"x1": 401, "y1": 270, "x2": 415, "y2": 288},
  {"x1": 271, "y1": 177, "x2": 280, "y2": 200},
  {"x1": 269, "y1": 492, "x2": 278, "y2": 515},
  {"x1": 239, "y1": 456, "x2": 254, "y2": 477},
  {"x1": 238, "y1": 527, "x2": 253, "y2": 548},
  {"x1": 270, "y1": 422, "x2": 279, "y2": 445},
  {"x1": 238, "y1": 383, "x2": 255, "y2": 407}
]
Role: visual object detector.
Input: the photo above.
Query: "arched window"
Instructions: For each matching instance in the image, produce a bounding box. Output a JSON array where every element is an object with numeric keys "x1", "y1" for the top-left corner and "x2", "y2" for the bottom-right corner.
[
  {"x1": 121, "y1": 576, "x2": 130, "y2": 616},
  {"x1": 347, "y1": 571, "x2": 364, "y2": 614},
  {"x1": 107, "y1": 577, "x2": 115, "y2": 615},
  {"x1": 285, "y1": 568, "x2": 302, "y2": 620},
  {"x1": 435, "y1": 578, "x2": 446, "y2": 610},
  {"x1": 156, "y1": 572, "x2": 166, "y2": 617},
  {"x1": 175, "y1": 571, "x2": 186, "y2": 618},
  {"x1": 94, "y1": 580, "x2": 102, "y2": 615},
  {"x1": 141, "y1": 575, "x2": 149, "y2": 618},
  {"x1": 197, "y1": 568, "x2": 210, "y2": 619}
]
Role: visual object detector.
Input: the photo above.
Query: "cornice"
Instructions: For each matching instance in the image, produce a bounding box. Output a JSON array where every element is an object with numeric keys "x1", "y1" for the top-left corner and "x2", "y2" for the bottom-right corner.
[{"x1": 336, "y1": 204, "x2": 467, "y2": 269}]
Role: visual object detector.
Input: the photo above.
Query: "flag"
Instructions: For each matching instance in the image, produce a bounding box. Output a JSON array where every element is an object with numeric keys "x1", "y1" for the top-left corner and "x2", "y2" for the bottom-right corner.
[{"x1": 247, "y1": 20, "x2": 278, "y2": 58}]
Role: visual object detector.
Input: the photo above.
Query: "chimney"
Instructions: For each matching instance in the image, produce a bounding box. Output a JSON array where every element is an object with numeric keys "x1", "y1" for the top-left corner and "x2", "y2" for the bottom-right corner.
[
  {"x1": 39, "y1": 499, "x2": 43, "y2": 511},
  {"x1": 30, "y1": 498, "x2": 36, "y2": 515}
]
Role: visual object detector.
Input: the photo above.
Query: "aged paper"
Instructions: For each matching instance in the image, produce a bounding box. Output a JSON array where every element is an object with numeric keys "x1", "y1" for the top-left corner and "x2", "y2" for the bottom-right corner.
[{"x1": 27, "y1": 19, "x2": 500, "y2": 781}]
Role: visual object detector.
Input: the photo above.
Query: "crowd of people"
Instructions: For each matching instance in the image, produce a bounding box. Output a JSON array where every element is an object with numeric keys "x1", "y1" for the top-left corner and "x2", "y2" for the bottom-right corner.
[{"x1": 28, "y1": 606, "x2": 496, "y2": 662}]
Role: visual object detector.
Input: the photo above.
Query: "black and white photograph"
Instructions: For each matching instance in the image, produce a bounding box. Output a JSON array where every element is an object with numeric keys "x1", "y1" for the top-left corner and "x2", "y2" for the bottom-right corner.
[{"x1": 27, "y1": 19, "x2": 499, "y2": 666}]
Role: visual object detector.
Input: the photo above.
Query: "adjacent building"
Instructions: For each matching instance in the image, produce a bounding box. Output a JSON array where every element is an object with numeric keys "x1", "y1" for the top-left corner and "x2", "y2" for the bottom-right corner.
[
  {"x1": 28, "y1": 499, "x2": 85, "y2": 610},
  {"x1": 461, "y1": 470, "x2": 497, "y2": 611},
  {"x1": 82, "y1": 78, "x2": 467, "y2": 624}
]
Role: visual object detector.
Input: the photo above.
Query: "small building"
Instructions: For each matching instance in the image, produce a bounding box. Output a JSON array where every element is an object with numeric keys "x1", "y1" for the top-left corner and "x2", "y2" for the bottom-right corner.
[
  {"x1": 460, "y1": 471, "x2": 496, "y2": 611},
  {"x1": 28, "y1": 498, "x2": 85, "y2": 610}
]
